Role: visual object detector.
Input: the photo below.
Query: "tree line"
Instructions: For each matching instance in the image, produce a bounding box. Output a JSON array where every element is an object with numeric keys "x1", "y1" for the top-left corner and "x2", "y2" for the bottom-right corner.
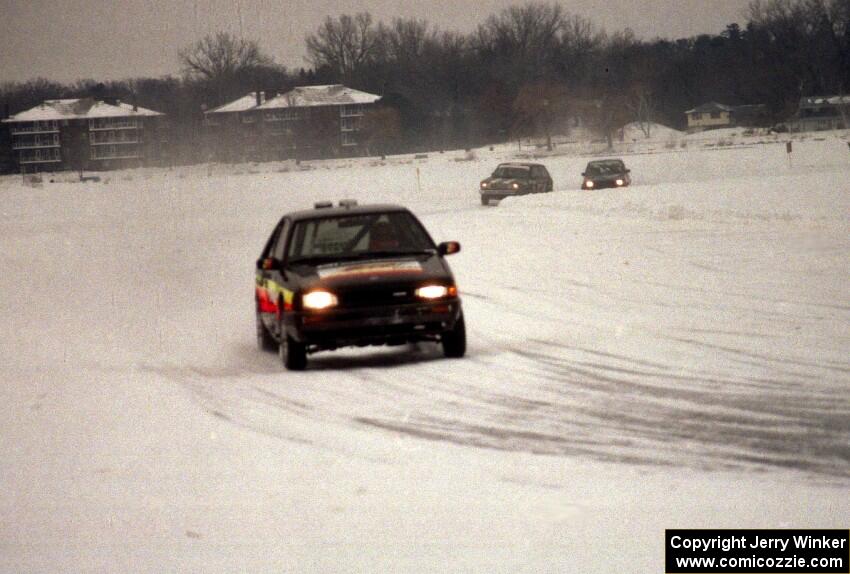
[{"x1": 3, "y1": 0, "x2": 850, "y2": 160}]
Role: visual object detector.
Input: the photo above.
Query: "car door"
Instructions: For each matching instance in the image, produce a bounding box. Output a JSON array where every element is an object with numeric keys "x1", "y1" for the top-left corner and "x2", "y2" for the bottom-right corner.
[
  {"x1": 540, "y1": 166, "x2": 553, "y2": 191},
  {"x1": 530, "y1": 166, "x2": 545, "y2": 192}
]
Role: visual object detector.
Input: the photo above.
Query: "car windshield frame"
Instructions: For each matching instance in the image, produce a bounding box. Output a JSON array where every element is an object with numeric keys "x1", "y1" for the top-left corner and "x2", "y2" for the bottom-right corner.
[{"x1": 285, "y1": 211, "x2": 437, "y2": 265}]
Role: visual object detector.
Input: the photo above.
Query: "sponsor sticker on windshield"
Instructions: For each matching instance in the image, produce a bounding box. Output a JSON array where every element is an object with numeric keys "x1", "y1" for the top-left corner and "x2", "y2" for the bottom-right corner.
[{"x1": 317, "y1": 259, "x2": 423, "y2": 279}]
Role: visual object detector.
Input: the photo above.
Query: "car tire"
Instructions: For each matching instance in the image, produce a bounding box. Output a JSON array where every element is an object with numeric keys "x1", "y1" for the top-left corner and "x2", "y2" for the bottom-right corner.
[
  {"x1": 256, "y1": 311, "x2": 276, "y2": 352},
  {"x1": 278, "y1": 327, "x2": 307, "y2": 370},
  {"x1": 481, "y1": 196, "x2": 490, "y2": 206},
  {"x1": 442, "y1": 312, "x2": 466, "y2": 358}
]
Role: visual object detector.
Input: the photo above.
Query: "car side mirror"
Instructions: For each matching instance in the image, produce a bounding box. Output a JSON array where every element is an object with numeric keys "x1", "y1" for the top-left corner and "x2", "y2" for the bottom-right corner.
[
  {"x1": 581, "y1": 172, "x2": 586, "y2": 176},
  {"x1": 438, "y1": 241, "x2": 461, "y2": 256},
  {"x1": 625, "y1": 169, "x2": 631, "y2": 173},
  {"x1": 258, "y1": 257, "x2": 278, "y2": 270}
]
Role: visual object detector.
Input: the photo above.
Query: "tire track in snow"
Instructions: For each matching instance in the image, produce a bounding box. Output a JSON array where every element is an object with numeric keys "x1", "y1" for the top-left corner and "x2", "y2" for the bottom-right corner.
[{"x1": 145, "y1": 293, "x2": 849, "y2": 481}]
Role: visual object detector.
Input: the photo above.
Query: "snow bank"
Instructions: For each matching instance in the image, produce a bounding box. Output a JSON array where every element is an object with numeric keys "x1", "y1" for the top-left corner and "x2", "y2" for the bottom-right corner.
[{"x1": 621, "y1": 121, "x2": 683, "y2": 141}]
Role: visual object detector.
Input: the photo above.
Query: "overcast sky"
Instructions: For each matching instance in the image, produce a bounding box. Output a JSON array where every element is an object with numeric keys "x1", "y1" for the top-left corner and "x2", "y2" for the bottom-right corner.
[{"x1": 0, "y1": 0, "x2": 753, "y2": 84}]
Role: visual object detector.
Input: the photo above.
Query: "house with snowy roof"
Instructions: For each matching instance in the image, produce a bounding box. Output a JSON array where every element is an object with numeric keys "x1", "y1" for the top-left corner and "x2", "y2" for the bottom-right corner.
[
  {"x1": 203, "y1": 85, "x2": 382, "y2": 161},
  {"x1": 258, "y1": 84, "x2": 381, "y2": 158},
  {"x1": 787, "y1": 95, "x2": 850, "y2": 132},
  {"x1": 203, "y1": 91, "x2": 271, "y2": 162},
  {"x1": 2, "y1": 98, "x2": 166, "y2": 172},
  {"x1": 685, "y1": 102, "x2": 768, "y2": 132}
]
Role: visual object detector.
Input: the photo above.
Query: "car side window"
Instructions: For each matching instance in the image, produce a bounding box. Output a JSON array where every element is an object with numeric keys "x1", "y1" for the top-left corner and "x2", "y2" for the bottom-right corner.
[
  {"x1": 531, "y1": 166, "x2": 541, "y2": 179},
  {"x1": 261, "y1": 219, "x2": 284, "y2": 259},
  {"x1": 271, "y1": 218, "x2": 290, "y2": 261}
]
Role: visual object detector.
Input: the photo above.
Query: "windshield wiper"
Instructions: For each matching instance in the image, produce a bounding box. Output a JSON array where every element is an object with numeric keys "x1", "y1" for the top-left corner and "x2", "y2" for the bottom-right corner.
[
  {"x1": 288, "y1": 255, "x2": 344, "y2": 265},
  {"x1": 362, "y1": 249, "x2": 435, "y2": 258},
  {"x1": 290, "y1": 249, "x2": 435, "y2": 265}
]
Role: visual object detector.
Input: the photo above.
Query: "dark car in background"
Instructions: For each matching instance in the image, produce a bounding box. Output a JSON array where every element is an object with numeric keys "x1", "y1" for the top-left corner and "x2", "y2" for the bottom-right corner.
[
  {"x1": 255, "y1": 200, "x2": 466, "y2": 370},
  {"x1": 581, "y1": 159, "x2": 631, "y2": 190},
  {"x1": 479, "y1": 162, "x2": 553, "y2": 205}
]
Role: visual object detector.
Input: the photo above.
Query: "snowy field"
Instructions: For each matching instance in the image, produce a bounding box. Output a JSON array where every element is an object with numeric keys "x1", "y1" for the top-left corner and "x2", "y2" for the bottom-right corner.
[{"x1": 1, "y1": 133, "x2": 849, "y2": 572}]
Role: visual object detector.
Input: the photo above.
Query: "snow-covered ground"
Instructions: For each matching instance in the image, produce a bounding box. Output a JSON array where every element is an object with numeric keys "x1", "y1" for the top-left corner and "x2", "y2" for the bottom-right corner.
[{"x1": 1, "y1": 134, "x2": 848, "y2": 572}]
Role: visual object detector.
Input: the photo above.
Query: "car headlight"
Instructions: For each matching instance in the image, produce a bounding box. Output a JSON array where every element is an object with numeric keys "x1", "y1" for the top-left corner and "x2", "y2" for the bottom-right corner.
[
  {"x1": 415, "y1": 284, "x2": 455, "y2": 299},
  {"x1": 615, "y1": 178, "x2": 624, "y2": 186},
  {"x1": 585, "y1": 180, "x2": 594, "y2": 188},
  {"x1": 302, "y1": 290, "x2": 338, "y2": 310},
  {"x1": 481, "y1": 182, "x2": 488, "y2": 188},
  {"x1": 512, "y1": 182, "x2": 520, "y2": 189}
]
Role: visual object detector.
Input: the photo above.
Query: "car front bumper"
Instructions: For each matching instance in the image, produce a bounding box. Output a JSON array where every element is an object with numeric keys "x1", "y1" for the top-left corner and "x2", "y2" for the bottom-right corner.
[
  {"x1": 584, "y1": 179, "x2": 628, "y2": 189},
  {"x1": 480, "y1": 188, "x2": 524, "y2": 197},
  {"x1": 284, "y1": 299, "x2": 462, "y2": 351}
]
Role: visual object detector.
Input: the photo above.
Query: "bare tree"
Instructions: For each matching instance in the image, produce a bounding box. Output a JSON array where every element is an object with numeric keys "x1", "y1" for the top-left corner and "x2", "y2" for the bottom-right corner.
[
  {"x1": 361, "y1": 107, "x2": 403, "y2": 155},
  {"x1": 305, "y1": 13, "x2": 382, "y2": 83},
  {"x1": 626, "y1": 83, "x2": 656, "y2": 137},
  {"x1": 511, "y1": 82, "x2": 571, "y2": 148},
  {"x1": 474, "y1": 2, "x2": 568, "y2": 84},
  {"x1": 380, "y1": 18, "x2": 435, "y2": 65},
  {"x1": 180, "y1": 32, "x2": 273, "y2": 81}
]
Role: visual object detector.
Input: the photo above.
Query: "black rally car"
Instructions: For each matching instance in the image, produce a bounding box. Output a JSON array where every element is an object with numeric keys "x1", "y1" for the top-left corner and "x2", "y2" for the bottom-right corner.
[
  {"x1": 581, "y1": 158, "x2": 631, "y2": 190},
  {"x1": 479, "y1": 162, "x2": 553, "y2": 205},
  {"x1": 255, "y1": 201, "x2": 466, "y2": 370}
]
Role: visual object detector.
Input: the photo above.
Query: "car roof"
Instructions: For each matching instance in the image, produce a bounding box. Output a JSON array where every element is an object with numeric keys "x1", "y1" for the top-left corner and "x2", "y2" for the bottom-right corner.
[
  {"x1": 497, "y1": 162, "x2": 543, "y2": 168},
  {"x1": 587, "y1": 158, "x2": 625, "y2": 165},
  {"x1": 284, "y1": 203, "x2": 410, "y2": 222}
]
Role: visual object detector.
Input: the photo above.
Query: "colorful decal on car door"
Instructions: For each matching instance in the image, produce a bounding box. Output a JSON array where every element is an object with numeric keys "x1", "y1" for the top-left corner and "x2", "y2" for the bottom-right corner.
[{"x1": 256, "y1": 275, "x2": 294, "y2": 314}]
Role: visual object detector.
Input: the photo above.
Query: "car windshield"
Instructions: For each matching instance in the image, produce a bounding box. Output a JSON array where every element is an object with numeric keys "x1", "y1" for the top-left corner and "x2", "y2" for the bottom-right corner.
[
  {"x1": 287, "y1": 211, "x2": 434, "y2": 262},
  {"x1": 492, "y1": 166, "x2": 531, "y2": 179},
  {"x1": 585, "y1": 161, "x2": 625, "y2": 176}
]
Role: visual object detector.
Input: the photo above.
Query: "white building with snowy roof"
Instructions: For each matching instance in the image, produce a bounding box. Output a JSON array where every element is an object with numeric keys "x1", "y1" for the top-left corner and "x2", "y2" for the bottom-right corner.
[
  {"x1": 787, "y1": 95, "x2": 850, "y2": 132},
  {"x1": 685, "y1": 101, "x2": 769, "y2": 132},
  {"x1": 2, "y1": 98, "x2": 166, "y2": 171},
  {"x1": 203, "y1": 85, "x2": 382, "y2": 161}
]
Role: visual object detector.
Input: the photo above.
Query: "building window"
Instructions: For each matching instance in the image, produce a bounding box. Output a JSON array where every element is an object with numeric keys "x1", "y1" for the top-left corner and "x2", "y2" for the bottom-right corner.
[
  {"x1": 265, "y1": 108, "x2": 299, "y2": 122},
  {"x1": 89, "y1": 117, "x2": 138, "y2": 130},
  {"x1": 241, "y1": 113, "x2": 256, "y2": 123},
  {"x1": 19, "y1": 147, "x2": 61, "y2": 163},
  {"x1": 13, "y1": 133, "x2": 60, "y2": 149},
  {"x1": 340, "y1": 105, "x2": 363, "y2": 118},
  {"x1": 340, "y1": 116, "x2": 360, "y2": 132},
  {"x1": 90, "y1": 129, "x2": 140, "y2": 145},
  {"x1": 10, "y1": 120, "x2": 59, "y2": 134},
  {"x1": 342, "y1": 132, "x2": 357, "y2": 146},
  {"x1": 90, "y1": 144, "x2": 141, "y2": 160}
]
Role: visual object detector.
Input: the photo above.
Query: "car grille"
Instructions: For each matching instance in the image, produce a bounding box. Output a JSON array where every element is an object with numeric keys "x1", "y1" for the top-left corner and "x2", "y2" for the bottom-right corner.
[{"x1": 337, "y1": 284, "x2": 419, "y2": 308}]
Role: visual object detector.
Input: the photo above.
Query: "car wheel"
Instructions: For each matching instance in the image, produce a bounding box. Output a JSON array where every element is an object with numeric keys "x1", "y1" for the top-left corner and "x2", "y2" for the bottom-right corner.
[
  {"x1": 481, "y1": 196, "x2": 490, "y2": 206},
  {"x1": 256, "y1": 310, "x2": 276, "y2": 352},
  {"x1": 442, "y1": 312, "x2": 466, "y2": 358},
  {"x1": 279, "y1": 333, "x2": 307, "y2": 370}
]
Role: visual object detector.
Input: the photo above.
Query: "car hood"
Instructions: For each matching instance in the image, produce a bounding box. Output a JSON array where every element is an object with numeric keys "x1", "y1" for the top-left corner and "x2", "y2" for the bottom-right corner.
[
  {"x1": 290, "y1": 253, "x2": 453, "y2": 291},
  {"x1": 482, "y1": 177, "x2": 526, "y2": 188},
  {"x1": 585, "y1": 173, "x2": 625, "y2": 181}
]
